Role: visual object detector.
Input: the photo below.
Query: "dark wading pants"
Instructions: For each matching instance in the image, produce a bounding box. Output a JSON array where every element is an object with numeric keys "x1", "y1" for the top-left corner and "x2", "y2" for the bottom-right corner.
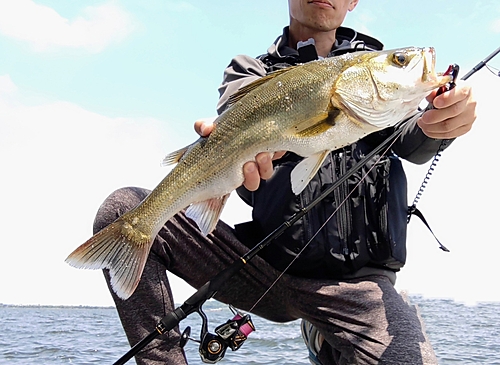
[{"x1": 94, "y1": 187, "x2": 438, "y2": 365}]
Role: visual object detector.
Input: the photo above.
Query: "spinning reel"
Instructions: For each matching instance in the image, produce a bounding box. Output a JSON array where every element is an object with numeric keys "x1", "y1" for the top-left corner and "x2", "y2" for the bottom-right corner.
[{"x1": 179, "y1": 305, "x2": 255, "y2": 363}]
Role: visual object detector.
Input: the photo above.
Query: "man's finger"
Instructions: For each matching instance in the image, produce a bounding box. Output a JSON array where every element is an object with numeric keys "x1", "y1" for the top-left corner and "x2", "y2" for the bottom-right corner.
[
  {"x1": 243, "y1": 162, "x2": 261, "y2": 191},
  {"x1": 256, "y1": 153, "x2": 274, "y2": 180},
  {"x1": 194, "y1": 117, "x2": 217, "y2": 137}
]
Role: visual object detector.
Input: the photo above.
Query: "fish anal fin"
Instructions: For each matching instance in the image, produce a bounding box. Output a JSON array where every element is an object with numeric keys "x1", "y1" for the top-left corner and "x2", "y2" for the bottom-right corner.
[
  {"x1": 186, "y1": 194, "x2": 230, "y2": 235},
  {"x1": 65, "y1": 217, "x2": 153, "y2": 300},
  {"x1": 227, "y1": 66, "x2": 299, "y2": 108},
  {"x1": 289, "y1": 107, "x2": 340, "y2": 138},
  {"x1": 291, "y1": 150, "x2": 330, "y2": 194}
]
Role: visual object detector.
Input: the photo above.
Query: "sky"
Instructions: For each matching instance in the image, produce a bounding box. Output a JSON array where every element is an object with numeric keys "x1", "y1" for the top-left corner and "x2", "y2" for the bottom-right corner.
[{"x1": 0, "y1": 0, "x2": 499, "y2": 308}]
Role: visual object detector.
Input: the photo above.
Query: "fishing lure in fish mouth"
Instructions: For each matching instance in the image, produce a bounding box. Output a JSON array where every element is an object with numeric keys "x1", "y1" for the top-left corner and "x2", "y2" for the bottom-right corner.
[{"x1": 438, "y1": 64, "x2": 460, "y2": 94}]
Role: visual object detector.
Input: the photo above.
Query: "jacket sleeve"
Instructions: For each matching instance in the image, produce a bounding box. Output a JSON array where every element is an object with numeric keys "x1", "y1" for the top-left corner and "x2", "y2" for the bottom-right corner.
[
  {"x1": 392, "y1": 120, "x2": 454, "y2": 165},
  {"x1": 216, "y1": 54, "x2": 268, "y2": 115}
]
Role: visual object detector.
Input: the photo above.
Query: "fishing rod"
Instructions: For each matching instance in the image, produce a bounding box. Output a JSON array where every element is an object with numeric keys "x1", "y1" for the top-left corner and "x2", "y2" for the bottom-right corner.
[
  {"x1": 462, "y1": 46, "x2": 500, "y2": 80},
  {"x1": 113, "y1": 47, "x2": 500, "y2": 364}
]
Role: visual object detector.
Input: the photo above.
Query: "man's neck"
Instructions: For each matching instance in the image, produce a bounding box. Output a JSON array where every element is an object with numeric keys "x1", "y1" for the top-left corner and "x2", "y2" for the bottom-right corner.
[{"x1": 288, "y1": 24, "x2": 337, "y2": 58}]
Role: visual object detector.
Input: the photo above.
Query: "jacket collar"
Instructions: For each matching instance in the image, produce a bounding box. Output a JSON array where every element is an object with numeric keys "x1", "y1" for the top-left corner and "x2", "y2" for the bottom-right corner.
[{"x1": 266, "y1": 26, "x2": 384, "y2": 60}]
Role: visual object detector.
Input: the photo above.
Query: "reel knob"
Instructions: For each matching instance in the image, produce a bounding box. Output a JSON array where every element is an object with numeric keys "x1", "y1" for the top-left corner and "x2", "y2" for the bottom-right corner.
[{"x1": 179, "y1": 326, "x2": 192, "y2": 348}]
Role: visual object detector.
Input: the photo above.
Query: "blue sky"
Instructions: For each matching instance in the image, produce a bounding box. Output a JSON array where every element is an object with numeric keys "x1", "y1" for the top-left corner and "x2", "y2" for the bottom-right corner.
[{"x1": 0, "y1": 0, "x2": 499, "y2": 307}]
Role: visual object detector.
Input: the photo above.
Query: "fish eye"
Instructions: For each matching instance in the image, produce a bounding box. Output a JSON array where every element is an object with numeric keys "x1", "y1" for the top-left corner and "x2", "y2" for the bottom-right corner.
[{"x1": 392, "y1": 52, "x2": 407, "y2": 67}]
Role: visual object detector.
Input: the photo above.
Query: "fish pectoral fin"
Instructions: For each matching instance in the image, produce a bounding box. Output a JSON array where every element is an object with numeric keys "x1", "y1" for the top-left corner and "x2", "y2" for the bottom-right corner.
[
  {"x1": 65, "y1": 217, "x2": 152, "y2": 300},
  {"x1": 291, "y1": 150, "x2": 330, "y2": 195},
  {"x1": 186, "y1": 194, "x2": 230, "y2": 235},
  {"x1": 335, "y1": 92, "x2": 399, "y2": 129},
  {"x1": 287, "y1": 108, "x2": 340, "y2": 137}
]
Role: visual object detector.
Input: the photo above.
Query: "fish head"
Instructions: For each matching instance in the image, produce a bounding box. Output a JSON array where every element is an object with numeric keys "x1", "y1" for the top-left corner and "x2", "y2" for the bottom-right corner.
[{"x1": 333, "y1": 47, "x2": 453, "y2": 128}]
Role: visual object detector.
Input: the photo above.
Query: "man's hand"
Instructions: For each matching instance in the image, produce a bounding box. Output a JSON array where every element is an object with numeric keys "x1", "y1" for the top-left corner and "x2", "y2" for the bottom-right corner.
[
  {"x1": 194, "y1": 118, "x2": 286, "y2": 191},
  {"x1": 418, "y1": 84, "x2": 477, "y2": 139}
]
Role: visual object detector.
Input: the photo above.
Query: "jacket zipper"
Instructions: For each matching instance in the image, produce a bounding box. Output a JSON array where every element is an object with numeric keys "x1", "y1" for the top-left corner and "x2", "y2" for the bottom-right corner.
[{"x1": 334, "y1": 149, "x2": 353, "y2": 259}]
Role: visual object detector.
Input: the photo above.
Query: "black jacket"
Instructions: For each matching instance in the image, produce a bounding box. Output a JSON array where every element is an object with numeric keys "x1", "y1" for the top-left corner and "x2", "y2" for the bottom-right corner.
[{"x1": 217, "y1": 27, "x2": 451, "y2": 278}]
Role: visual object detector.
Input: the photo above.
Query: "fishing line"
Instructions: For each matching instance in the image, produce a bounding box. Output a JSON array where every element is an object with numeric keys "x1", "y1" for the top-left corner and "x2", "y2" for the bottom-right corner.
[
  {"x1": 248, "y1": 130, "x2": 401, "y2": 312},
  {"x1": 485, "y1": 64, "x2": 500, "y2": 77}
]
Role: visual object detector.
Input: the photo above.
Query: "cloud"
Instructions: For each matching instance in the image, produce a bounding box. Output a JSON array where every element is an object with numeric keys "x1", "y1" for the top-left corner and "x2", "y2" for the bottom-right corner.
[
  {"x1": 0, "y1": 74, "x2": 175, "y2": 305},
  {"x1": 0, "y1": 0, "x2": 136, "y2": 53},
  {"x1": 2, "y1": 68, "x2": 497, "y2": 306},
  {"x1": 0, "y1": 74, "x2": 249, "y2": 305},
  {"x1": 0, "y1": 74, "x2": 18, "y2": 95},
  {"x1": 396, "y1": 69, "x2": 500, "y2": 303}
]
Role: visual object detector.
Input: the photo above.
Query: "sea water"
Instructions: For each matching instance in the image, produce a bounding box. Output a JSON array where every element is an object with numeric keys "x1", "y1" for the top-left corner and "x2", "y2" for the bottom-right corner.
[{"x1": 0, "y1": 297, "x2": 499, "y2": 365}]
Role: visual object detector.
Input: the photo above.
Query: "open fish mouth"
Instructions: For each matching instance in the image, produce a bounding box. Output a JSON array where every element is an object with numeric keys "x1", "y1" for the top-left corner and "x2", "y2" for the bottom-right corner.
[
  {"x1": 421, "y1": 47, "x2": 437, "y2": 82},
  {"x1": 422, "y1": 47, "x2": 455, "y2": 86}
]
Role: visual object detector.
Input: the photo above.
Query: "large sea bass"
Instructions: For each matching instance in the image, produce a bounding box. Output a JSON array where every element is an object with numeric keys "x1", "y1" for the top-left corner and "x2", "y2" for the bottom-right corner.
[{"x1": 66, "y1": 47, "x2": 452, "y2": 300}]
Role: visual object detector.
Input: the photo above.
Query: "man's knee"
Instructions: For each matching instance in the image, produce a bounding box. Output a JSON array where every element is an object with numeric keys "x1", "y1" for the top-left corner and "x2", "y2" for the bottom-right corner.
[{"x1": 93, "y1": 187, "x2": 150, "y2": 234}]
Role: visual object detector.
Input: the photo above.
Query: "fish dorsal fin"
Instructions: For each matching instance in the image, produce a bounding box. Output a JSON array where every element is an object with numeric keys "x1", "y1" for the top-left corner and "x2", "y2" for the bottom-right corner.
[
  {"x1": 226, "y1": 66, "x2": 299, "y2": 108},
  {"x1": 185, "y1": 194, "x2": 230, "y2": 235},
  {"x1": 287, "y1": 107, "x2": 340, "y2": 137},
  {"x1": 161, "y1": 145, "x2": 190, "y2": 166},
  {"x1": 161, "y1": 138, "x2": 205, "y2": 166},
  {"x1": 290, "y1": 150, "x2": 330, "y2": 194}
]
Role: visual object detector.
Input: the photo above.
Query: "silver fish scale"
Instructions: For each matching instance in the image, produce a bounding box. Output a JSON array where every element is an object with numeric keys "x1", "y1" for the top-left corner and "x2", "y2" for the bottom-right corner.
[{"x1": 133, "y1": 59, "x2": 345, "y2": 233}]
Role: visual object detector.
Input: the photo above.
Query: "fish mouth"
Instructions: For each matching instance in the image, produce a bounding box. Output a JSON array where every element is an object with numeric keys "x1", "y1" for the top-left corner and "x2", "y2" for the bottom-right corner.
[
  {"x1": 421, "y1": 47, "x2": 453, "y2": 86},
  {"x1": 421, "y1": 47, "x2": 436, "y2": 83}
]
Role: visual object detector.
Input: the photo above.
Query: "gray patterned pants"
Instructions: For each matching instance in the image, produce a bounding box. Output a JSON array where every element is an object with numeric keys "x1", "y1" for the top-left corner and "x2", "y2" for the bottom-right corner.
[{"x1": 94, "y1": 187, "x2": 438, "y2": 365}]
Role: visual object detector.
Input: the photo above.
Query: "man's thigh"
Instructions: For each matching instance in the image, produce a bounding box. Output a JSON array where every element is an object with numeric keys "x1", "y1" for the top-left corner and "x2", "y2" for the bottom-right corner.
[{"x1": 287, "y1": 275, "x2": 437, "y2": 365}]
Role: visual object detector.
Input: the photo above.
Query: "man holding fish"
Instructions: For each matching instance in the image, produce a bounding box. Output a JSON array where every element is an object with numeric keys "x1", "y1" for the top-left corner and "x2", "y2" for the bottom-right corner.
[{"x1": 67, "y1": 0, "x2": 476, "y2": 364}]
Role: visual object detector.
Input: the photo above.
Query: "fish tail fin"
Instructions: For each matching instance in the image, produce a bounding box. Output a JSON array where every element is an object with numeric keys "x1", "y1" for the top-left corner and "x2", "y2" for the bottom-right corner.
[{"x1": 65, "y1": 217, "x2": 152, "y2": 300}]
